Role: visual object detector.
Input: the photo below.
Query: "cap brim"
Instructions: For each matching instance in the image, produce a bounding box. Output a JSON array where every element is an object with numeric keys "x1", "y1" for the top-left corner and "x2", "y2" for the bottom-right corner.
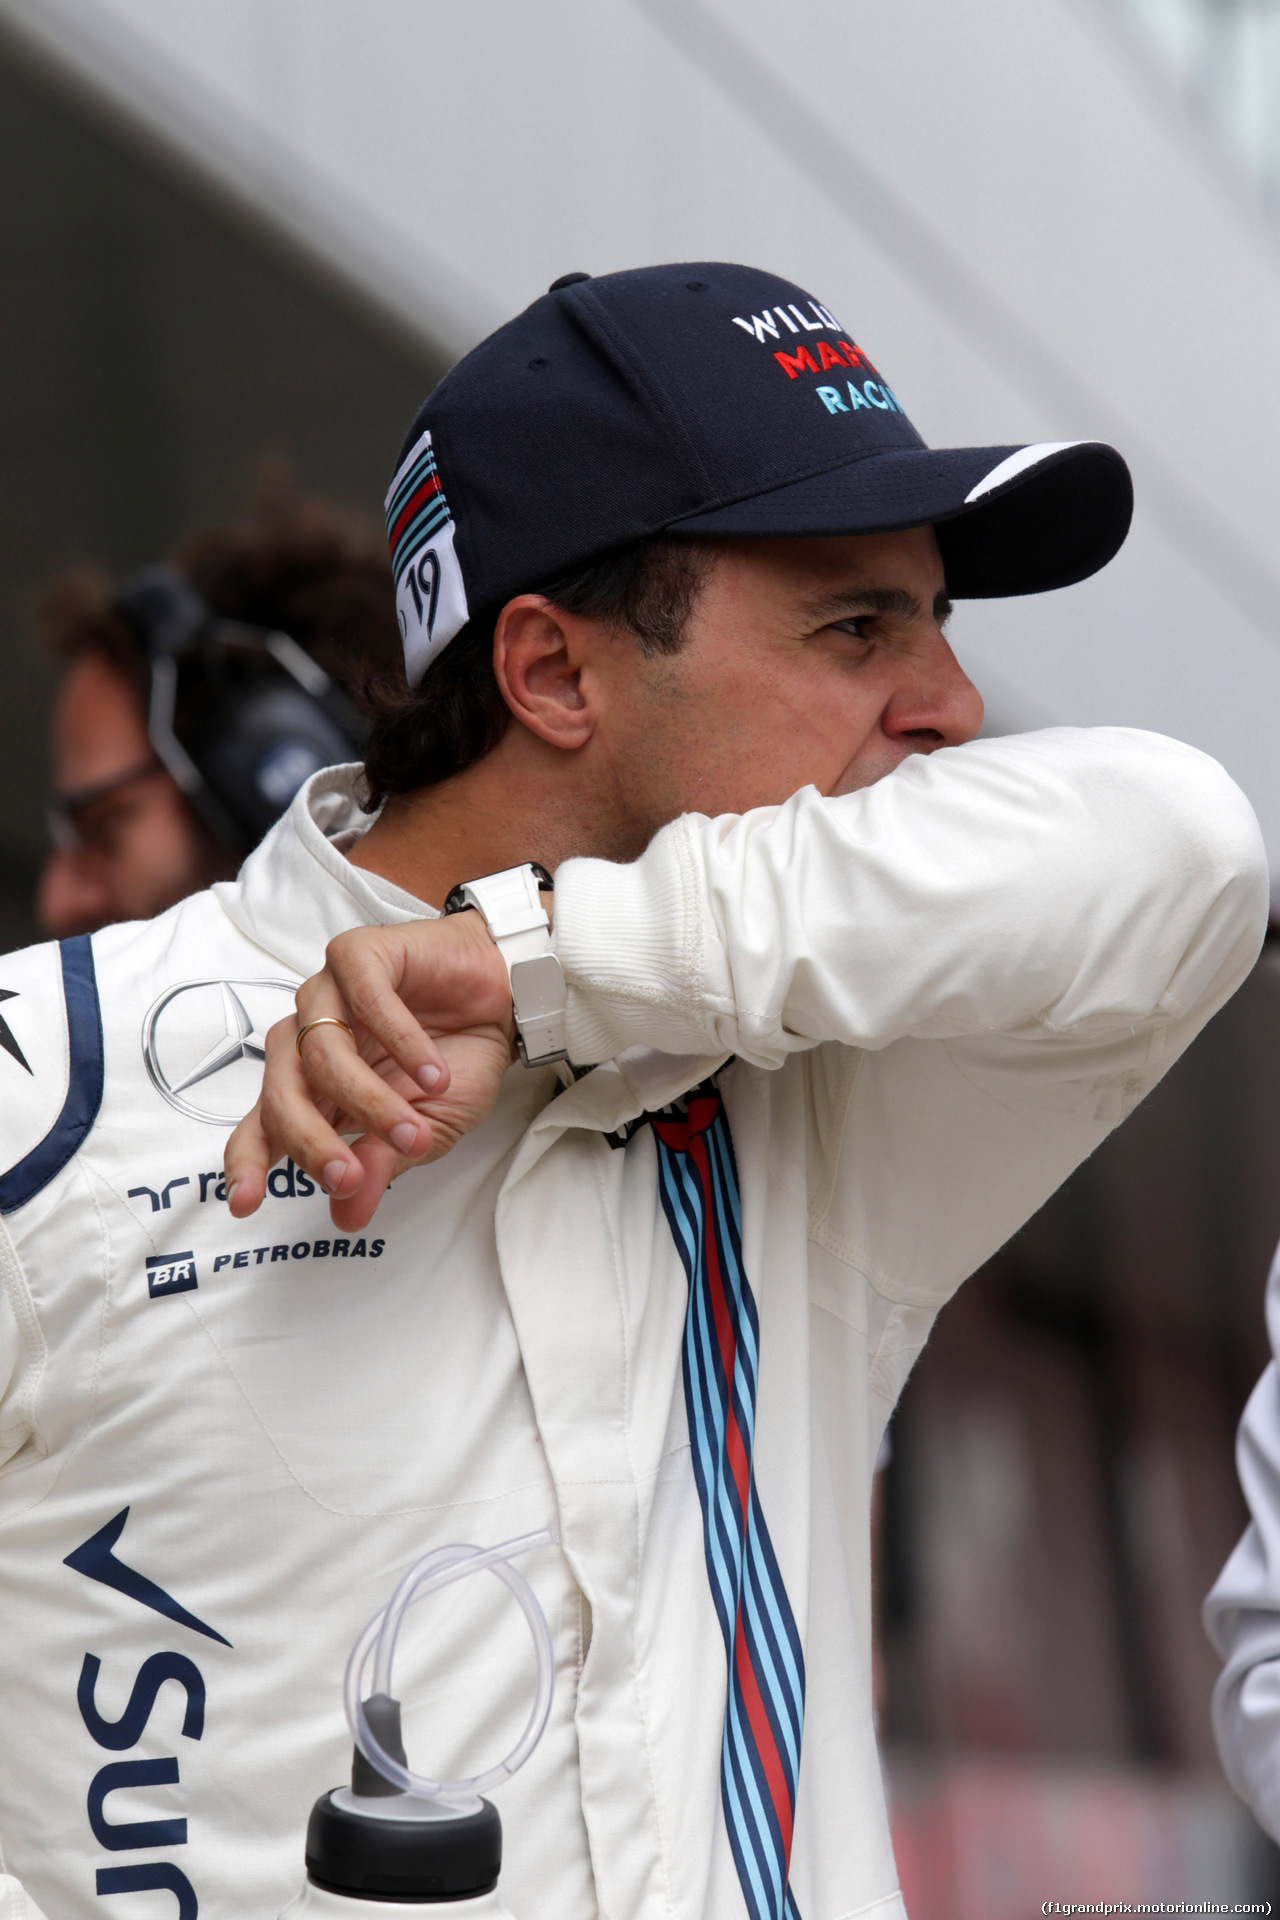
[{"x1": 666, "y1": 441, "x2": 1133, "y2": 598}]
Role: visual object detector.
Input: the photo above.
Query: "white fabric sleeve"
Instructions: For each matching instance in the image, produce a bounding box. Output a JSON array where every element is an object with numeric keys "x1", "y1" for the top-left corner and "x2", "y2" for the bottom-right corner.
[
  {"x1": 1205, "y1": 1244, "x2": 1280, "y2": 1840},
  {"x1": 0, "y1": 1875, "x2": 50, "y2": 1919},
  {"x1": 552, "y1": 727, "x2": 1267, "y2": 1067}
]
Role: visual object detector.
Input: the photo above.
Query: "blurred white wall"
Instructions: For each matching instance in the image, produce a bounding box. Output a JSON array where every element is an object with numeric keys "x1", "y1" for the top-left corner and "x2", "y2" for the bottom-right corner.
[{"x1": 6, "y1": 0, "x2": 1280, "y2": 864}]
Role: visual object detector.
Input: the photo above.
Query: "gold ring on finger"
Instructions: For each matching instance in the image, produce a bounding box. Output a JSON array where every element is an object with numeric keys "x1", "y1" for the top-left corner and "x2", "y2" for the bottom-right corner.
[{"x1": 295, "y1": 1016, "x2": 355, "y2": 1059}]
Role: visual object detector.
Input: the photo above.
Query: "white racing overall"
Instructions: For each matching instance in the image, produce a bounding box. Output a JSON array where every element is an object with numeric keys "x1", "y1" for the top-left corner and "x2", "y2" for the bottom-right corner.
[{"x1": 0, "y1": 729, "x2": 1266, "y2": 1920}]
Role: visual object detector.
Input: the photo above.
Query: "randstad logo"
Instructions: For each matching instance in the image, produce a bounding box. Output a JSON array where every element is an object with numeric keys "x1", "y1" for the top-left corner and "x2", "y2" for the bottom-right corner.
[{"x1": 730, "y1": 300, "x2": 904, "y2": 417}]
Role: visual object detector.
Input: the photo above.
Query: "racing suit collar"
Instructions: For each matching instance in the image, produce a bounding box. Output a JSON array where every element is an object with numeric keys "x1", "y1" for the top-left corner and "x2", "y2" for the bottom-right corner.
[{"x1": 212, "y1": 763, "x2": 434, "y2": 979}]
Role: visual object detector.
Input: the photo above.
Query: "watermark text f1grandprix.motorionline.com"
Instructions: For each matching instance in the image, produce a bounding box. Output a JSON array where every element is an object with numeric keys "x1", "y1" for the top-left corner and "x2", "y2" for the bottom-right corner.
[{"x1": 1042, "y1": 1904, "x2": 1272, "y2": 1915}]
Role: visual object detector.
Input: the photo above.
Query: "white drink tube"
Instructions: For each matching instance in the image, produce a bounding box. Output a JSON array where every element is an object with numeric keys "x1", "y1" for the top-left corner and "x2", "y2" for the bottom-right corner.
[{"x1": 279, "y1": 1529, "x2": 556, "y2": 1915}]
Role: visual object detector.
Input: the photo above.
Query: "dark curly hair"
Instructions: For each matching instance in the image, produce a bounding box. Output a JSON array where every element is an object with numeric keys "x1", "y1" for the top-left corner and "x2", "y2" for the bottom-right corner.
[
  {"x1": 38, "y1": 488, "x2": 402, "y2": 710},
  {"x1": 361, "y1": 535, "x2": 717, "y2": 804}
]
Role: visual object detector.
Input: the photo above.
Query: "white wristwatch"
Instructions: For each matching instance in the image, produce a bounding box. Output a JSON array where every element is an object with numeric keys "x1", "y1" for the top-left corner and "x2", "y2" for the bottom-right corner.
[{"x1": 442, "y1": 863, "x2": 570, "y2": 1068}]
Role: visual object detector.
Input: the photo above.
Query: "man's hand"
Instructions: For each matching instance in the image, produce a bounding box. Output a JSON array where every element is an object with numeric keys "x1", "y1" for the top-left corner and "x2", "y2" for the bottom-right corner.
[{"x1": 225, "y1": 914, "x2": 514, "y2": 1230}]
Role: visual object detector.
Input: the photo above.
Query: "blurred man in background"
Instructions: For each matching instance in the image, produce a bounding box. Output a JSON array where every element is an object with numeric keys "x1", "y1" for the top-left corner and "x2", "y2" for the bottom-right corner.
[{"x1": 36, "y1": 491, "x2": 402, "y2": 935}]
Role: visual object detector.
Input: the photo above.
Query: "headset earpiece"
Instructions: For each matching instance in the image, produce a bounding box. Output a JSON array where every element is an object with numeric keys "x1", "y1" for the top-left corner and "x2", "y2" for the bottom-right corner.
[{"x1": 112, "y1": 564, "x2": 364, "y2": 855}]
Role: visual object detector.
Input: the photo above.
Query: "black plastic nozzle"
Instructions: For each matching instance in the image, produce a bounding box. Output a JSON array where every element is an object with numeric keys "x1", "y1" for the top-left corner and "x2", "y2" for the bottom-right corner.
[{"x1": 351, "y1": 1692, "x2": 408, "y2": 1798}]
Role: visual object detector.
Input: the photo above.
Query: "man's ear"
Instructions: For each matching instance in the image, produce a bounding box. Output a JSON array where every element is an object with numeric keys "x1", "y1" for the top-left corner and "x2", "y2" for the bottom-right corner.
[{"x1": 493, "y1": 596, "x2": 597, "y2": 751}]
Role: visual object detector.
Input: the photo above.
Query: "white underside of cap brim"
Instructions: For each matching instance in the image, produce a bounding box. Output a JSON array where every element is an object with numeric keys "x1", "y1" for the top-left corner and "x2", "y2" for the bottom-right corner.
[{"x1": 964, "y1": 441, "x2": 1084, "y2": 504}]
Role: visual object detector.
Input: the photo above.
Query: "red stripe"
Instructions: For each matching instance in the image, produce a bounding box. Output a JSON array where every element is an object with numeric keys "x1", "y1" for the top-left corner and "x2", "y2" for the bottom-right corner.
[
  {"x1": 734, "y1": 1616, "x2": 795, "y2": 1858},
  {"x1": 651, "y1": 1095, "x2": 719, "y2": 1152},
  {"x1": 690, "y1": 1137, "x2": 753, "y2": 1523},
  {"x1": 389, "y1": 474, "x2": 442, "y2": 549},
  {"x1": 654, "y1": 1095, "x2": 799, "y2": 1901}
]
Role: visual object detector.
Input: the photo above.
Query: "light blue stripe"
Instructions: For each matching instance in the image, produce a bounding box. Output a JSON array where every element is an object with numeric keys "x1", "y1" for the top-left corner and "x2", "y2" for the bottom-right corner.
[
  {"x1": 722, "y1": 1688, "x2": 780, "y2": 1919},
  {"x1": 708, "y1": 1112, "x2": 745, "y2": 1238},
  {"x1": 745, "y1": 1486, "x2": 806, "y2": 1682},
  {"x1": 665, "y1": 1153, "x2": 740, "y2": 1630},
  {"x1": 388, "y1": 477, "x2": 446, "y2": 548},
  {"x1": 705, "y1": 1137, "x2": 760, "y2": 1411},
  {"x1": 658, "y1": 1115, "x2": 799, "y2": 1920},
  {"x1": 744, "y1": 1493, "x2": 805, "y2": 1713},
  {"x1": 744, "y1": 1526, "x2": 805, "y2": 1729},
  {"x1": 740, "y1": 1546, "x2": 801, "y2": 1780},
  {"x1": 690, "y1": 1262, "x2": 749, "y2": 1596},
  {"x1": 707, "y1": 1130, "x2": 759, "y2": 1382},
  {"x1": 688, "y1": 1268, "x2": 745, "y2": 1618},
  {"x1": 720, "y1": 1727, "x2": 769, "y2": 1918},
  {"x1": 386, "y1": 450, "x2": 438, "y2": 519},
  {"x1": 659, "y1": 1151, "x2": 701, "y2": 1276},
  {"x1": 692, "y1": 1270, "x2": 784, "y2": 1901},
  {"x1": 391, "y1": 500, "x2": 451, "y2": 573},
  {"x1": 678, "y1": 1145, "x2": 748, "y2": 1482}
]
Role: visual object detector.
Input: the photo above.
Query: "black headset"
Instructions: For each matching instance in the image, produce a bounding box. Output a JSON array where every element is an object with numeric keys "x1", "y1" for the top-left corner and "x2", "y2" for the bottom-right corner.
[{"x1": 112, "y1": 565, "x2": 364, "y2": 856}]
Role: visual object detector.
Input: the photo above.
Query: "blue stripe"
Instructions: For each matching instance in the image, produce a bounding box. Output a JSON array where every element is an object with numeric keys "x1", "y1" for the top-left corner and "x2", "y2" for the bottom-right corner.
[
  {"x1": 749, "y1": 1500, "x2": 806, "y2": 1718},
  {"x1": 722, "y1": 1686, "x2": 779, "y2": 1920},
  {"x1": 391, "y1": 498, "x2": 451, "y2": 575},
  {"x1": 652, "y1": 1098, "x2": 805, "y2": 1920},
  {"x1": 722, "y1": 1727, "x2": 775, "y2": 1920},
  {"x1": 682, "y1": 1172, "x2": 746, "y2": 1620},
  {"x1": 660, "y1": 1113, "x2": 802, "y2": 1889},
  {"x1": 746, "y1": 1500, "x2": 805, "y2": 1725},
  {"x1": 0, "y1": 936, "x2": 103, "y2": 1214},
  {"x1": 668, "y1": 1149, "x2": 743, "y2": 1644},
  {"x1": 667, "y1": 1155, "x2": 739, "y2": 1640},
  {"x1": 742, "y1": 1543, "x2": 802, "y2": 1779},
  {"x1": 385, "y1": 447, "x2": 439, "y2": 524}
]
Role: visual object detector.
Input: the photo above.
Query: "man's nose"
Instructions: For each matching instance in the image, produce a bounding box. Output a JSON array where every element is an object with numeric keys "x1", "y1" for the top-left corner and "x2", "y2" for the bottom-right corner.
[
  {"x1": 35, "y1": 849, "x2": 111, "y2": 938},
  {"x1": 881, "y1": 631, "x2": 984, "y2": 748}
]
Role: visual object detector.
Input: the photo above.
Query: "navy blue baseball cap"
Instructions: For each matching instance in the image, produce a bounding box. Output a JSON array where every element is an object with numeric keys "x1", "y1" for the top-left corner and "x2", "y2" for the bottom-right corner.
[{"x1": 385, "y1": 262, "x2": 1133, "y2": 684}]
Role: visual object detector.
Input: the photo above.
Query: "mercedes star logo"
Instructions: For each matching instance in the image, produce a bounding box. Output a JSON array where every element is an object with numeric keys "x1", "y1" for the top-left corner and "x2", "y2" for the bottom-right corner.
[{"x1": 142, "y1": 978, "x2": 298, "y2": 1123}]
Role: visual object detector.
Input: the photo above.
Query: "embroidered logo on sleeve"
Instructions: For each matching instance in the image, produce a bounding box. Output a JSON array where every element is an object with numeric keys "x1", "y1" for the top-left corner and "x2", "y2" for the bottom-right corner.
[
  {"x1": 384, "y1": 429, "x2": 470, "y2": 686},
  {"x1": 0, "y1": 989, "x2": 32, "y2": 1074}
]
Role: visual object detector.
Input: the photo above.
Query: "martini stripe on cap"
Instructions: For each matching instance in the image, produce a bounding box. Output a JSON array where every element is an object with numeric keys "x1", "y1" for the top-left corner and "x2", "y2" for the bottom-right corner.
[
  {"x1": 385, "y1": 439, "x2": 440, "y2": 520},
  {"x1": 389, "y1": 475, "x2": 443, "y2": 549},
  {"x1": 392, "y1": 496, "x2": 451, "y2": 569}
]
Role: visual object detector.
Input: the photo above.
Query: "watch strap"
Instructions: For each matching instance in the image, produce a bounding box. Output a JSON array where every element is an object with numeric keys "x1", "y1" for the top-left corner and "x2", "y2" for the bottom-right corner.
[{"x1": 443, "y1": 863, "x2": 569, "y2": 1067}]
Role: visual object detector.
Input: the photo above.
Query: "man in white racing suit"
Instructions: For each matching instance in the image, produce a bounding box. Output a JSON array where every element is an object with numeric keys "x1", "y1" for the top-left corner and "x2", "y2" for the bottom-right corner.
[{"x1": 0, "y1": 263, "x2": 1268, "y2": 1920}]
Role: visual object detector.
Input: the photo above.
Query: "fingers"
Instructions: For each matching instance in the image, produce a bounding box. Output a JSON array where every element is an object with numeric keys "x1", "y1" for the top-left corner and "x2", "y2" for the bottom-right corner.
[
  {"x1": 228, "y1": 917, "x2": 517, "y2": 1230},
  {"x1": 223, "y1": 1100, "x2": 271, "y2": 1217},
  {"x1": 271, "y1": 1014, "x2": 436, "y2": 1191},
  {"x1": 225, "y1": 1015, "x2": 427, "y2": 1214},
  {"x1": 320, "y1": 916, "x2": 512, "y2": 1085},
  {"x1": 327, "y1": 1134, "x2": 399, "y2": 1233},
  {"x1": 306, "y1": 929, "x2": 444, "y2": 1094},
  {"x1": 295, "y1": 954, "x2": 450, "y2": 1098},
  {"x1": 293, "y1": 1018, "x2": 439, "y2": 1155}
]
